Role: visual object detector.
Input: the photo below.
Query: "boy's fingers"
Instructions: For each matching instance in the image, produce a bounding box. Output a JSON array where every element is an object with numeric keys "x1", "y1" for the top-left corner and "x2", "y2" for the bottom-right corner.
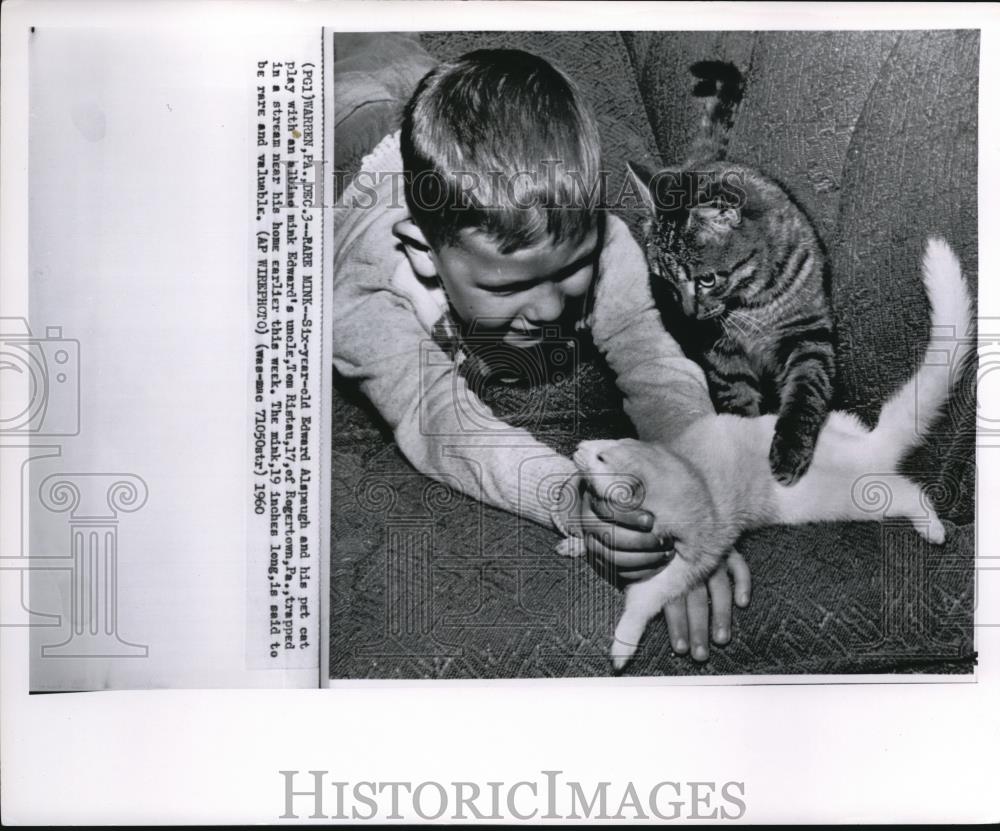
[
  {"x1": 686, "y1": 584, "x2": 711, "y2": 662},
  {"x1": 616, "y1": 566, "x2": 665, "y2": 582},
  {"x1": 584, "y1": 530, "x2": 671, "y2": 568},
  {"x1": 727, "y1": 548, "x2": 752, "y2": 607},
  {"x1": 708, "y1": 567, "x2": 732, "y2": 645},
  {"x1": 585, "y1": 474, "x2": 642, "y2": 505},
  {"x1": 663, "y1": 598, "x2": 689, "y2": 654},
  {"x1": 587, "y1": 491, "x2": 654, "y2": 533},
  {"x1": 575, "y1": 501, "x2": 670, "y2": 553}
]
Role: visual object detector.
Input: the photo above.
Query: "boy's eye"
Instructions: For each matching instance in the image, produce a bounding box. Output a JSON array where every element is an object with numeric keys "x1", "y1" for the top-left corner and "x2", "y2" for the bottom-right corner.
[
  {"x1": 483, "y1": 257, "x2": 594, "y2": 297},
  {"x1": 484, "y1": 283, "x2": 527, "y2": 297},
  {"x1": 480, "y1": 278, "x2": 526, "y2": 297}
]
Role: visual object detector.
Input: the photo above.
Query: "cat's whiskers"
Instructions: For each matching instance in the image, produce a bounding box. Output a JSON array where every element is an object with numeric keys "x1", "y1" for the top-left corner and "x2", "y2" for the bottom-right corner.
[
  {"x1": 720, "y1": 309, "x2": 760, "y2": 340},
  {"x1": 718, "y1": 313, "x2": 741, "y2": 340},
  {"x1": 723, "y1": 309, "x2": 765, "y2": 339}
]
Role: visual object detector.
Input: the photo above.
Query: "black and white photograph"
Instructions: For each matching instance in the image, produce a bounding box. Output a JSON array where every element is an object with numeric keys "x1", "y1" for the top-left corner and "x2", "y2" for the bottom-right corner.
[
  {"x1": 3, "y1": 1, "x2": 999, "y2": 825},
  {"x1": 330, "y1": 29, "x2": 979, "y2": 679}
]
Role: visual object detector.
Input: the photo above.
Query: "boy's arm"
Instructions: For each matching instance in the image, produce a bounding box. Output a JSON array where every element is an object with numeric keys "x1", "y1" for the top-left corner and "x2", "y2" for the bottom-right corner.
[
  {"x1": 333, "y1": 284, "x2": 578, "y2": 530},
  {"x1": 589, "y1": 214, "x2": 714, "y2": 439},
  {"x1": 332, "y1": 155, "x2": 579, "y2": 531}
]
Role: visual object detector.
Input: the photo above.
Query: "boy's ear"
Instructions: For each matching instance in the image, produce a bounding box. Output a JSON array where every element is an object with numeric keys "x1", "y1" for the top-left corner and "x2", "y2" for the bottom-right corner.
[{"x1": 392, "y1": 219, "x2": 438, "y2": 280}]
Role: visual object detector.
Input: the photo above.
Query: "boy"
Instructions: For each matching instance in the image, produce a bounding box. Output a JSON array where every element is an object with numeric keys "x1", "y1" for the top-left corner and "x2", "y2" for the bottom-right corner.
[{"x1": 332, "y1": 44, "x2": 750, "y2": 661}]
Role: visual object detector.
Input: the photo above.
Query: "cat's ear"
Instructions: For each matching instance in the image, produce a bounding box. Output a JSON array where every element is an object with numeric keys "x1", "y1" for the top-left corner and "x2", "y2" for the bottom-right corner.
[
  {"x1": 626, "y1": 161, "x2": 657, "y2": 213},
  {"x1": 627, "y1": 162, "x2": 689, "y2": 217},
  {"x1": 690, "y1": 205, "x2": 742, "y2": 231}
]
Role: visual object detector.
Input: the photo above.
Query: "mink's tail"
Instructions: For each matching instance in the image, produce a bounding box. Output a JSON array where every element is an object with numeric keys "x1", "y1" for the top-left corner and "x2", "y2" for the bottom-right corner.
[{"x1": 872, "y1": 237, "x2": 974, "y2": 466}]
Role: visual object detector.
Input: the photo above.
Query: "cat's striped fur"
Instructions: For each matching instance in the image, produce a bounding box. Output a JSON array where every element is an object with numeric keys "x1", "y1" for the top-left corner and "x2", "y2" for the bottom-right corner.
[{"x1": 628, "y1": 60, "x2": 836, "y2": 485}]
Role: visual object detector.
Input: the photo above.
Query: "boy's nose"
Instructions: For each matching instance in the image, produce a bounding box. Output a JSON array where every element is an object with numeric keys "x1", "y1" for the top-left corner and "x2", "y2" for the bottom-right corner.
[{"x1": 522, "y1": 284, "x2": 566, "y2": 323}]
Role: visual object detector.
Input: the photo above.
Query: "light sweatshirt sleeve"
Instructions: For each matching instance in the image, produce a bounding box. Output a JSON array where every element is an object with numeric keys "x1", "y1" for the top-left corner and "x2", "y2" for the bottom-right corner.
[
  {"x1": 589, "y1": 215, "x2": 714, "y2": 441},
  {"x1": 332, "y1": 286, "x2": 578, "y2": 528},
  {"x1": 332, "y1": 155, "x2": 577, "y2": 530}
]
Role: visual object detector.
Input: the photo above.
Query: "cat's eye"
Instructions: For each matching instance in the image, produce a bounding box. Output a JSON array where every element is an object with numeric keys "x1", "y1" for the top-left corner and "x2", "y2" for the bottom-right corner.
[{"x1": 697, "y1": 273, "x2": 717, "y2": 288}]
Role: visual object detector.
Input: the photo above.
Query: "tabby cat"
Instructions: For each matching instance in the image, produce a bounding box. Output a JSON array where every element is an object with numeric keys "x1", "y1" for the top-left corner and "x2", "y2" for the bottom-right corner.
[{"x1": 628, "y1": 60, "x2": 836, "y2": 485}]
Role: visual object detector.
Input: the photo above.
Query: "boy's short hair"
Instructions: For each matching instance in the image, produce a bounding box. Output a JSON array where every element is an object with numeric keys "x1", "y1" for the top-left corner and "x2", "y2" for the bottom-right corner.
[{"x1": 401, "y1": 48, "x2": 603, "y2": 255}]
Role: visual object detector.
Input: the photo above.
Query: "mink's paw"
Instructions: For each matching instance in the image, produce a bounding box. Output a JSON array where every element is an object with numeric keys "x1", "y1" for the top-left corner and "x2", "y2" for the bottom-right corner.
[
  {"x1": 556, "y1": 537, "x2": 587, "y2": 558},
  {"x1": 769, "y1": 432, "x2": 814, "y2": 486},
  {"x1": 609, "y1": 638, "x2": 637, "y2": 674},
  {"x1": 919, "y1": 517, "x2": 946, "y2": 545}
]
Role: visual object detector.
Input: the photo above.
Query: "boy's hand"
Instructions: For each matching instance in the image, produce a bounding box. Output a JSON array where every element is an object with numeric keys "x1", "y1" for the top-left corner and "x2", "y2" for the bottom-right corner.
[
  {"x1": 656, "y1": 551, "x2": 751, "y2": 661},
  {"x1": 569, "y1": 483, "x2": 751, "y2": 662}
]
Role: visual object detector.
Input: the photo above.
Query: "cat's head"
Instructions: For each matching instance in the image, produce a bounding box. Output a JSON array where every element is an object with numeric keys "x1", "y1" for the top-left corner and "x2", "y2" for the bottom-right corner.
[
  {"x1": 572, "y1": 438, "x2": 724, "y2": 561},
  {"x1": 627, "y1": 160, "x2": 761, "y2": 321}
]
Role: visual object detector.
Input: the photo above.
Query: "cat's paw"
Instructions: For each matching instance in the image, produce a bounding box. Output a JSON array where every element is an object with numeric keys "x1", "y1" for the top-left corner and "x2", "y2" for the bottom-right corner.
[
  {"x1": 556, "y1": 537, "x2": 587, "y2": 558},
  {"x1": 768, "y1": 433, "x2": 814, "y2": 486},
  {"x1": 712, "y1": 389, "x2": 762, "y2": 417}
]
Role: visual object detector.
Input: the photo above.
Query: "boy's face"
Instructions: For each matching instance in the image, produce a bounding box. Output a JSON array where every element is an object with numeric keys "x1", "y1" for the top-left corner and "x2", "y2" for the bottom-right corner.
[{"x1": 430, "y1": 227, "x2": 600, "y2": 347}]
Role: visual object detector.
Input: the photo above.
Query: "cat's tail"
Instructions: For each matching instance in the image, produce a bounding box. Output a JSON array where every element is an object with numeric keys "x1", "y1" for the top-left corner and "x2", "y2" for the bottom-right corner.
[
  {"x1": 872, "y1": 237, "x2": 974, "y2": 464},
  {"x1": 686, "y1": 60, "x2": 744, "y2": 166}
]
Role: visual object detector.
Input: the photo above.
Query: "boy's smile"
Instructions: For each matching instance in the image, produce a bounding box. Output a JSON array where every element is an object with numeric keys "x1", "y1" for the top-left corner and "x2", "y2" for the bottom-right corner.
[{"x1": 429, "y1": 227, "x2": 601, "y2": 347}]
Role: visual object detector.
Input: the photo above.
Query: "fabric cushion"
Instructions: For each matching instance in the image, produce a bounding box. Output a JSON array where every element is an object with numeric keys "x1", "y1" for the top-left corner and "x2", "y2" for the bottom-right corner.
[{"x1": 333, "y1": 32, "x2": 437, "y2": 194}]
